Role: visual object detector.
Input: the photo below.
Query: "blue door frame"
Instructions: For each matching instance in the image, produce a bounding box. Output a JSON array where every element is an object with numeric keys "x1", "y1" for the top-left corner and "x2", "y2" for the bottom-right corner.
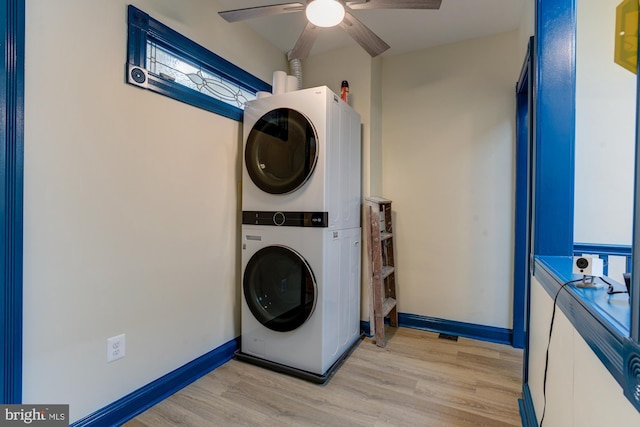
[
  {"x1": 513, "y1": 37, "x2": 534, "y2": 352},
  {"x1": 1, "y1": 0, "x2": 25, "y2": 404}
]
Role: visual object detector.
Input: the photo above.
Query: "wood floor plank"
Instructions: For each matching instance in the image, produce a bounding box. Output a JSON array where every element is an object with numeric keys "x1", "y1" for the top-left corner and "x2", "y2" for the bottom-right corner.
[{"x1": 125, "y1": 328, "x2": 523, "y2": 426}]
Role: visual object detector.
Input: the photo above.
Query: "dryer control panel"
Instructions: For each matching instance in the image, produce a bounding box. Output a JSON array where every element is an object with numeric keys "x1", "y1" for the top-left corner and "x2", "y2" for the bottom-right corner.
[{"x1": 242, "y1": 211, "x2": 328, "y2": 227}]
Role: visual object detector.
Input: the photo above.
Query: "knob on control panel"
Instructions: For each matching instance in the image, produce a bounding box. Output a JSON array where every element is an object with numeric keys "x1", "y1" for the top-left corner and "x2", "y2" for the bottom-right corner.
[{"x1": 273, "y1": 212, "x2": 286, "y2": 226}]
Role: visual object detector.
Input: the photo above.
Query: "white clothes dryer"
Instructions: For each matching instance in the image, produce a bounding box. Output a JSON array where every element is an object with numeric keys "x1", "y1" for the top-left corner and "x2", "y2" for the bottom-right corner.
[
  {"x1": 242, "y1": 86, "x2": 361, "y2": 230},
  {"x1": 238, "y1": 224, "x2": 361, "y2": 381}
]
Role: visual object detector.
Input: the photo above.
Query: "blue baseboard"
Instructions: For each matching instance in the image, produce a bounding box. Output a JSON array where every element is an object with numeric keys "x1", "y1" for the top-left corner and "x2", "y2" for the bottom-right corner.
[
  {"x1": 360, "y1": 313, "x2": 513, "y2": 346},
  {"x1": 401, "y1": 313, "x2": 513, "y2": 345},
  {"x1": 519, "y1": 383, "x2": 538, "y2": 427},
  {"x1": 71, "y1": 338, "x2": 239, "y2": 427}
]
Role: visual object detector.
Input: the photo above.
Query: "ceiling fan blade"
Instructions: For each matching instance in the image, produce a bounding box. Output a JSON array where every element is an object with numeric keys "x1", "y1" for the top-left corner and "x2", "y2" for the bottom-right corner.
[
  {"x1": 219, "y1": 2, "x2": 305, "y2": 23},
  {"x1": 346, "y1": 0, "x2": 442, "y2": 10},
  {"x1": 339, "y1": 12, "x2": 390, "y2": 57},
  {"x1": 289, "y1": 22, "x2": 320, "y2": 60}
]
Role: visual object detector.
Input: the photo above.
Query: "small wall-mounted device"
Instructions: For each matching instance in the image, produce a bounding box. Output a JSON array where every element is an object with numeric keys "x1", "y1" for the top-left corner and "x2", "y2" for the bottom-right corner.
[
  {"x1": 127, "y1": 64, "x2": 148, "y2": 88},
  {"x1": 572, "y1": 256, "x2": 604, "y2": 277}
]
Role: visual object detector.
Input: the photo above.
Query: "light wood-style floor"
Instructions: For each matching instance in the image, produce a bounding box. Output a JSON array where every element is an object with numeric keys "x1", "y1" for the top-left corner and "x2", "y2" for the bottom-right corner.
[{"x1": 125, "y1": 327, "x2": 523, "y2": 427}]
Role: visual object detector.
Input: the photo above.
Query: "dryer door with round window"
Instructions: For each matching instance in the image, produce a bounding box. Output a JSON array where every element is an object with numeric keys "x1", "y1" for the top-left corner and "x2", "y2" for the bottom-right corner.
[
  {"x1": 243, "y1": 245, "x2": 317, "y2": 332},
  {"x1": 245, "y1": 108, "x2": 318, "y2": 195}
]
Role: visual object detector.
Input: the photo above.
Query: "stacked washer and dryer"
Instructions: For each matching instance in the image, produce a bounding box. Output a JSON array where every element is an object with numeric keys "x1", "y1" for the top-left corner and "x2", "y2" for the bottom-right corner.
[{"x1": 237, "y1": 86, "x2": 362, "y2": 383}]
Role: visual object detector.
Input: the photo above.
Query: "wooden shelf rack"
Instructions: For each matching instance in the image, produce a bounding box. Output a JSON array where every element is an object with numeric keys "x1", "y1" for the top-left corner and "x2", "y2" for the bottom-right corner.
[{"x1": 365, "y1": 196, "x2": 398, "y2": 347}]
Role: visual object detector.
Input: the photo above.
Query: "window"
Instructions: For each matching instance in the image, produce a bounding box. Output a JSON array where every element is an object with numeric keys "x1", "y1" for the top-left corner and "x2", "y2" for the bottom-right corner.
[
  {"x1": 126, "y1": 5, "x2": 271, "y2": 121},
  {"x1": 528, "y1": 0, "x2": 640, "y2": 414}
]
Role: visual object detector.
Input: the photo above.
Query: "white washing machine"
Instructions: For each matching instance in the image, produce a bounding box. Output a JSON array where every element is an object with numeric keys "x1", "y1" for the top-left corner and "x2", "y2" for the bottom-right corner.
[
  {"x1": 238, "y1": 224, "x2": 361, "y2": 380},
  {"x1": 242, "y1": 86, "x2": 361, "y2": 230}
]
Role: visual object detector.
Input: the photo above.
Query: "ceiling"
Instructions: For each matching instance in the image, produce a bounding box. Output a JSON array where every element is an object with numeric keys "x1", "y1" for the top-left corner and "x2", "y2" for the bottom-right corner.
[{"x1": 215, "y1": 0, "x2": 526, "y2": 58}]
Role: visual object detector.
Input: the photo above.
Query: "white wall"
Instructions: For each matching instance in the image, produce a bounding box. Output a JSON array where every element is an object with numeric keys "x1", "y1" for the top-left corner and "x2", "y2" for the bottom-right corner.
[
  {"x1": 528, "y1": 278, "x2": 640, "y2": 426},
  {"x1": 304, "y1": 34, "x2": 523, "y2": 330},
  {"x1": 518, "y1": 0, "x2": 535, "y2": 60},
  {"x1": 574, "y1": 0, "x2": 636, "y2": 246},
  {"x1": 380, "y1": 31, "x2": 520, "y2": 329},
  {"x1": 23, "y1": 0, "x2": 287, "y2": 422}
]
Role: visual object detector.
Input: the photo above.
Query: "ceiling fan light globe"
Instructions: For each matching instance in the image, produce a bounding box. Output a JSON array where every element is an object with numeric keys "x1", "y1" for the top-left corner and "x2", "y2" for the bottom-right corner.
[{"x1": 305, "y1": 0, "x2": 345, "y2": 28}]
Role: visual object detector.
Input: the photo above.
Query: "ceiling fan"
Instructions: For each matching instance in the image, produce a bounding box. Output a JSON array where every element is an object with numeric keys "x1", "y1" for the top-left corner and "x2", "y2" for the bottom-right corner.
[{"x1": 219, "y1": 0, "x2": 442, "y2": 59}]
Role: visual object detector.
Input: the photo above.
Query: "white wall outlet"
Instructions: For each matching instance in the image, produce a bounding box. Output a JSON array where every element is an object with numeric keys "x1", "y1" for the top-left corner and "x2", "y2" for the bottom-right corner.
[{"x1": 107, "y1": 334, "x2": 126, "y2": 363}]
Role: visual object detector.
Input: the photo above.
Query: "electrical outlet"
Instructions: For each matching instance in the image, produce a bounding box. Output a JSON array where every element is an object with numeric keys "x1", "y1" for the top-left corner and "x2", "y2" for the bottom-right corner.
[{"x1": 107, "y1": 334, "x2": 126, "y2": 363}]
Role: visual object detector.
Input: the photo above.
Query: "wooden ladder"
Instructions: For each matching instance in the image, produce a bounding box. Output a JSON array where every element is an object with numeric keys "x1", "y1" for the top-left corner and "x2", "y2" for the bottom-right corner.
[{"x1": 365, "y1": 196, "x2": 398, "y2": 347}]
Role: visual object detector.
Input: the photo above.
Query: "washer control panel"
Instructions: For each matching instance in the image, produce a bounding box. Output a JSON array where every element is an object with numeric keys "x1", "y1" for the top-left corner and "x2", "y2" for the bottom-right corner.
[{"x1": 242, "y1": 211, "x2": 328, "y2": 227}]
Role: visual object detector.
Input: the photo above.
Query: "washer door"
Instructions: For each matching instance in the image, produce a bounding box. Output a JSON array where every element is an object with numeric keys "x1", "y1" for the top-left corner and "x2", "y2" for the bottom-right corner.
[
  {"x1": 245, "y1": 108, "x2": 318, "y2": 194},
  {"x1": 243, "y1": 245, "x2": 317, "y2": 332}
]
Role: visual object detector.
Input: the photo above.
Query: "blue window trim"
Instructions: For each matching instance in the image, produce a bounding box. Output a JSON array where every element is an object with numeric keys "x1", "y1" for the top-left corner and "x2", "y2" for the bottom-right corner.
[
  {"x1": 632, "y1": 42, "x2": 640, "y2": 343},
  {"x1": 126, "y1": 5, "x2": 271, "y2": 121},
  {"x1": 533, "y1": 256, "x2": 635, "y2": 392},
  {"x1": 534, "y1": 253, "x2": 636, "y2": 400},
  {"x1": 533, "y1": 0, "x2": 575, "y2": 257},
  {"x1": 0, "y1": 0, "x2": 24, "y2": 404},
  {"x1": 574, "y1": 243, "x2": 633, "y2": 258},
  {"x1": 524, "y1": 0, "x2": 640, "y2": 414}
]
